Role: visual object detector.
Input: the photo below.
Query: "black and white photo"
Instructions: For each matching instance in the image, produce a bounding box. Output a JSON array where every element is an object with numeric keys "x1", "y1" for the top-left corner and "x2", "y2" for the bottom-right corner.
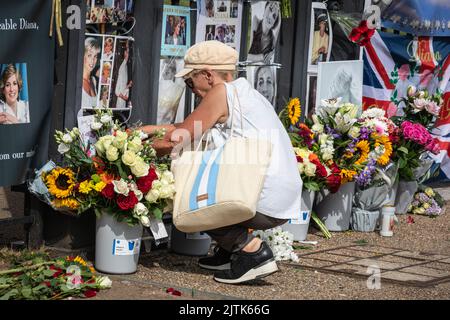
[
  {"x1": 247, "y1": 65, "x2": 277, "y2": 107},
  {"x1": 316, "y1": 60, "x2": 363, "y2": 109},
  {"x1": 247, "y1": 1, "x2": 281, "y2": 63}
]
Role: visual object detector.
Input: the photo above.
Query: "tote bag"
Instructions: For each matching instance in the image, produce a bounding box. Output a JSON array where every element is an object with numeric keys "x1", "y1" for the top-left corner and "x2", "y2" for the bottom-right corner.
[{"x1": 171, "y1": 86, "x2": 272, "y2": 233}]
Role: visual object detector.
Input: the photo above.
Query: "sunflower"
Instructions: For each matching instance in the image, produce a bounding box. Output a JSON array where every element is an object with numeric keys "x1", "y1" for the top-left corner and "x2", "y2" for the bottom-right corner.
[
  {"x1": 340, "y1": 169, "x2": 357, "y2": 184},
  {"x1": 375, "y1": 135, "x2": 393, "y2": 166},
  {"x1": 45, "y1": 167, "x2": 76, "y2": 199},
  {"x1": 355, "y1": 140, "x2": 370, "y2": 165},
  {"x1": 287, "y1": 98, "x2": 301, "y2": 125},
  {"x1": 52, "y1": 198, "x2": 79, "y2": 210}
]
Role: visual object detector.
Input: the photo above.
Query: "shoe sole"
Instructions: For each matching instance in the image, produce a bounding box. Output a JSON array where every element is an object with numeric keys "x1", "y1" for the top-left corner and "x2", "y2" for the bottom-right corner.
[
  {"x1": 198, "y1": 262, "x2": 231, "y2": 271},
  {"x1": 213, "y1": 259, "x2": 278, "y2": 284}
]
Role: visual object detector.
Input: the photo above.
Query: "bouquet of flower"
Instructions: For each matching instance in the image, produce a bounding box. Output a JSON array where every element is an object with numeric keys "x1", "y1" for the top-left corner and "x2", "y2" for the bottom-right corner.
[
  {"x1": 392, "y1": 120, "x2": 440, "y2": 181},
  {"x1": 29, "y1": 109, "x2": 174, "y2": 227},
  {"x1": 0, "y1": 253, "x2": 111, "y2": 300},
  {"x1": 279, "y1": 98, "x2": 332, "y2": 192},
  {"x1": 407, "y1": 187, "x2": 444, "y2": 217},
  {"x1": 253, "y1": 227, "x2": 299, "y2": 262},
  {"x1": 393, "y1": 86, "x2": 442, "y2": 129}
]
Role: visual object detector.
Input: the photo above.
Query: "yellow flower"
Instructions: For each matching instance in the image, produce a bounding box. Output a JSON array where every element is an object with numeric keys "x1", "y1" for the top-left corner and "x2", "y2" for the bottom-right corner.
[
  {"x1": 74, "y1": 256, "x2": 88, "y2": 266},
  {"x1": 79, "y1": 180, "x2": 93, "y2": 194},
  {"x1": 45, "y1": 167, "x2": 76, "y2": 199},
  {"x1": 424, "y1": 187, "x2": 435, "y2": 197},
  {"x1": 340, "y1": 169, "x2": 357, "y2": 184},
  {"x1": 52, "y1": 198, "x2": 79, "y2": 209},
  {"x1": 287, "y1": 98, "x2": 301, "y2": 125},
  {"x1": 375, "y1": 135, "x2": 392, "y2": 166},
  {"x1": 355, "y1": 140, "x2": 370, "y2": 165},
  {"x1": 93, "y1": 181, "x2": 107, "y2": 192}
]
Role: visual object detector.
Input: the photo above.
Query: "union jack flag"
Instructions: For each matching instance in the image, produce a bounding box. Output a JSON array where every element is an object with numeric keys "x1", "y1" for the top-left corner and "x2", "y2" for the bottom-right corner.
[{"x1": 363, "y1": 30, "x2": 450, "y2": 181}]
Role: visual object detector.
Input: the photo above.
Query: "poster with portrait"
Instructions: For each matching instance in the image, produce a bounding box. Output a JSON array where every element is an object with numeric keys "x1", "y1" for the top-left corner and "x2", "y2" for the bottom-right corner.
[
  {"x1": 157, "y1": 57, "x2": 186, "y2": 124},
  {"x1": 307, "y1": 2, "x2": 333, "y2": 73},
  {"x1": 246, "y1": 65, "x2": 277, "y2": 107},
  {"x1": 196, "y1": 0, "x2": 243, "y2": 54},
  {"x1": 0, "y1": 0, "x2": 54, "y2": 186},
  {"x1": 81, "y1": 34, "x2": 133, "y2": 110},
  {"x1": 87, "y1": 0, "x2": 127, "y2": 24},
  {"x1": 247, "y1": 1, "x2": 281, "y2": 64},
  {"x1": 0, "y1": 63, "x2": 30, "y2": 125},
  {"x1": 305, "y1": 74, "x2": 317, "y2": 120},
  {"x1": 316, "y1": 60, "x2": 363, "y2": 112},
  {"x1": 161, "y1": 5, "x2": 191, "y2": 57}
]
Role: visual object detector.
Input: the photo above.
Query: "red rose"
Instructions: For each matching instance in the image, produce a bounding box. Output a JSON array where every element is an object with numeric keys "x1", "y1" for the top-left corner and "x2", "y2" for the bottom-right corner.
[
  {"x1": 311, "y1": 159, "x2": 327, "y2": 178},
  {"x1": 101, "y1": 183, "x2": 115, "y2": 200},
  {"x1": 83, "y1": 289, "x2": 97, "y2": 298},
  {"x1": 327, "y1": 174, "x2": 341, "y2": 193},
  {"x1": 137, "y1": 168, "x2": 158, "y2": 193},
  {"x1": 116, "y1": 191, "x2": 139, "y2": 211},
  {"x1": 296, "y1": 156, "x2": 303, "y2": 163}
]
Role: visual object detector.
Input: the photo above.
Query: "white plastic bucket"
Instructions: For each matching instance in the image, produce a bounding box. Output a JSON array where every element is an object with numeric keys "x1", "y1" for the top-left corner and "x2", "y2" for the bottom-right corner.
[
  {"x1": 282, "y1": 189, "x2": 315, "y2": 241},
  {"x1": 95, "y1": 212, "x2": 143, "y2": 274},
  {"x1": 314, "y1": 182, "x2": 355, "y2": 231}
]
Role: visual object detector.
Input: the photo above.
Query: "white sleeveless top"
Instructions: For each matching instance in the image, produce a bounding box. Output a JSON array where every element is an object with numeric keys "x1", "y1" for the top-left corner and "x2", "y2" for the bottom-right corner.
[{"x1": 210, "y1": 78, "x2": 302, "y2": 220}]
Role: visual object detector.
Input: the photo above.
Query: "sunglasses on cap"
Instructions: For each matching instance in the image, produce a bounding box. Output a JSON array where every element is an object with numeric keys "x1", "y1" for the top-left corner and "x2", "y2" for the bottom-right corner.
[{"x1": 184, "y1": 77, "x2": 194, "y2": 89}]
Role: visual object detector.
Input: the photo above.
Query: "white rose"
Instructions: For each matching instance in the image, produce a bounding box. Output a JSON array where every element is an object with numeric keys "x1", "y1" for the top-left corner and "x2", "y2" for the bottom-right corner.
[
  {"x1": 140, "y1": 215, "x2": 151, "y2": 227},
  {"x1": 133, "y1": 202, "x2": 149, "y2": 216},
  {"x1": 113, "y1": 131, "x2": 128, "y2": 149},
  {"x1": 127, "y1": 136, "x2": 143, "y2": 153},
  {"x1": 151, "y1": 180, "x2": 162, "y2": 190},
  {"x1": 145, "y1": 188, "x2": 160, "y2": 203},
  {"x1": 297, "y1": 163, "x2": 305, "y2": 174},
  {"x1": 348, "y1": 126, "x2": 360, "y2": 139},
  {"x1": 96, "y1": 276, "x2": 112, "y2": 289},
  {"x1": 161, "y1": 171, "x2": 174, "y2": 183},
  {"x1": 122, "y1": 150, "x2": 137, "y2": 167},
  {"x1": 106, "y1": 146, "x2": 119, "y2": 162},
  {"x1": 100, "y1": 114, "x2": 112, "y2": 124},
  {"x1": 95, "y1": 135, "x2": 114, "y2": 155},
  {"x1": 112, "y1": 179, "x2": 129, "y2": 196},
  {"x1": 57, "y1": 143, "x2": 70, "y2": 154},
  {"x1": 130, "y1": 158, "x2": 149, "y2": 177},
  {"x1": 62, "y1": 133, "x2": 73, "y2": 144},
  {"x1": 304, "y1": 162, "x2": 317, "y2": 177},
  {"x1": 139, "y1": 131, "x2": 148, "y2": 140},
  {"x1": 159, "y1": 184, "x2": 175, "y2": 199},
  {"x1": 91, "y1": 121, "x2": 103, "y2": 130}
]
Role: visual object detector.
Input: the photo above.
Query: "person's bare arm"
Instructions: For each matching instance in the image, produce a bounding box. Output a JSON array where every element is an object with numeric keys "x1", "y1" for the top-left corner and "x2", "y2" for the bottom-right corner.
[{"x1": 167, "y1": 83, "x2": 229, "y2": 147}]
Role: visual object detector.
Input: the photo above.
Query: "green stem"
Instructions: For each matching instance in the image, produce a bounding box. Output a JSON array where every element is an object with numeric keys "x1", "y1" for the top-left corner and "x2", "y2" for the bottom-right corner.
[{"x1": 0, "y1": 262, "x2": 54, "y2": 276}]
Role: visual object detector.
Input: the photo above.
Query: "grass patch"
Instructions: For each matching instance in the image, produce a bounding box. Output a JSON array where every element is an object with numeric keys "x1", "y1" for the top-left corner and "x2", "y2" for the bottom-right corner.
[{"x1": 353, "y1": 239, "x2": 369, "y2": 245}]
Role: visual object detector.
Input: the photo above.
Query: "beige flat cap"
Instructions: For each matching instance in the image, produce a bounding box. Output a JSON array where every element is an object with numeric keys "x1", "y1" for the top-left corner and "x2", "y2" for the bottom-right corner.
[{"x1": 175, "y1": 40, "x2": 238, "y2": 78}]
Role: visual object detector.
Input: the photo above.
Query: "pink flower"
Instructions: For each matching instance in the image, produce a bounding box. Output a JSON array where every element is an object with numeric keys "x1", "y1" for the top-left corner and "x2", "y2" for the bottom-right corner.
[
  {"x1": 398, "y1": 64, "x2": 410, "y2": 81},
  {"x1": 425, "y1": 101, "x2": 440, "y2": 116},
  {"x1": 387, "y1": 102, "x2": 397, "y2": 118},
  {"x1": 413, "y1": 98, "x2": 427, "y2": 112}
]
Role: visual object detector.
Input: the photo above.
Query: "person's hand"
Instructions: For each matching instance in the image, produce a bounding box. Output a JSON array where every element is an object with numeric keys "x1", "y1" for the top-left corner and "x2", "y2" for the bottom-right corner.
[
  {"x1": 0, "y1": 112, "x2": 19, "y2": 124},
  {"x1": 126, "y1": 80, "x2": 133, "y2": 89},
  {"x1": 319, "y1": 46, "x2": 326, "y2": 53},
  {"x1": 151, "y1": 138, "x2": 175, "y2": 157}
]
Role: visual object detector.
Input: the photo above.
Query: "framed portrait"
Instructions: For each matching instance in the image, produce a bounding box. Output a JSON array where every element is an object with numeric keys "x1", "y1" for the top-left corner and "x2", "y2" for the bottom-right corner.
[
  {"x1": 0, "y1": 63, "x2": 30, "y2": 125},
  {"x1": 161, "y1": 5, "x2": 191, "y2": 57},
  {"x1": 246, "y1": 65, "x2": 277, "y2": 107},
  {"x1": 305, "y1": 73, "x2": 317, "y2": 120},
  {"x1": 307, "y1": 2, "x2": 333, "y2": 73},
  {"x1": 87, "y1": 0, "x2": 127, "y2": 24},
  {"x1": 157, "y1": 57, "x2": 185, "y2": 124},
  {"x1": 316, "y1": 60, "x2": 363, "y2": 112},
  {"x1": 196, "y1": 0, "x2": 243, "y2": 55},
  {"x1": 247, "y1": 1, "x2": 281, "y2": 64},
  {"x1": 81, "y1": 34, "x2": 133, "y2": 110}
]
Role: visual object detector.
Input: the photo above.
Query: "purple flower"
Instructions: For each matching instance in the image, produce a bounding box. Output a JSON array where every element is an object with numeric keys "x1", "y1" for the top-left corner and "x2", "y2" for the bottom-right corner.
[{"x1": 326, "y1": 125, "x2": 342, "y2": 139}]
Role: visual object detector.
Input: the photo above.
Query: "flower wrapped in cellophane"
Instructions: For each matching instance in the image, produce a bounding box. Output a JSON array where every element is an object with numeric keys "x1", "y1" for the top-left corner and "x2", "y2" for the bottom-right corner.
[{"x1": 29, "y1": 108, "x2": 175, "y2": 227}]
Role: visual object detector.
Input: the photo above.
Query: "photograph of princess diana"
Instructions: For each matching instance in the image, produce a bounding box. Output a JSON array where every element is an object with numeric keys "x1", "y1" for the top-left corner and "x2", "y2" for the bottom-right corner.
[{"x1": 0, "y1": 63, "x2": 30, "y2": 125}]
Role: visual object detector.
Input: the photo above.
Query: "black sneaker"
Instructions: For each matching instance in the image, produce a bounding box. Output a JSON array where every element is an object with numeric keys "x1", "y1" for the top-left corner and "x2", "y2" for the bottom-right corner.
[
  {"x1": 198, "y1": 246, "x2": 232, "y2": 270},
  {"x1": 213, "y1": 241, "x2": 278, "y2": 284}
]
